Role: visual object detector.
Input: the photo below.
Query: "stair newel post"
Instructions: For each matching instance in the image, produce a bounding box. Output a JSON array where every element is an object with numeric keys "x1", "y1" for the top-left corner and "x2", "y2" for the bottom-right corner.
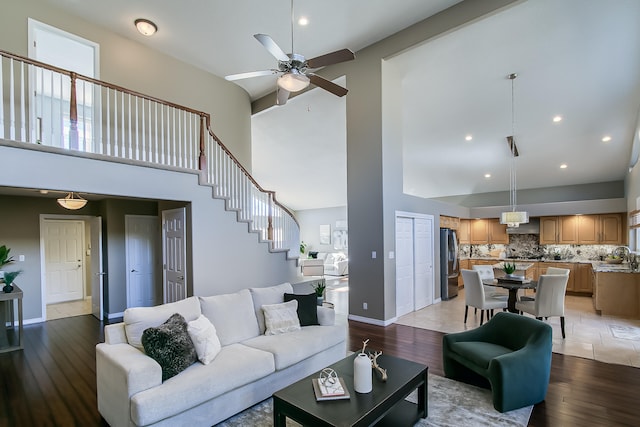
[
  {"x1": 267, "y1": 191, "x2": 274, "y2": 241},
  {"x1": 69, "y1": 72, "x2": 79, "y2": 150},
  {"x1": 198, "y1": 114, "x2": 207, "y2": 172}
]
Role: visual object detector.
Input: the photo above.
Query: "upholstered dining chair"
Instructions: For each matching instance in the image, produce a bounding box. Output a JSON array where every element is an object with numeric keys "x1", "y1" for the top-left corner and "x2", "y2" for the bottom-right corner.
[
  {"x1": 461, "y1": 269, "x2": 508, "y2": 325},
  {"x1": 521, "y1": 266, "x2": 569, "y2": 302},
  {"x1": 515, "y1": 274, "x2": 569, "y2": 338},
  {"x1": 472, "y1": 265, "x2": 508, "y2": 300}
]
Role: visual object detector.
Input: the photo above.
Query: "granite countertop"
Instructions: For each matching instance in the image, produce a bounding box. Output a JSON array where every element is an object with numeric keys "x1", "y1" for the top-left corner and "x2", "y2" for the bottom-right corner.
[
  {"x1": 491, "y1": 262, "x2": 535, "y2": 270},
  {"x1": 593, "y1": 262, "x2": 639, "y2": 273}
]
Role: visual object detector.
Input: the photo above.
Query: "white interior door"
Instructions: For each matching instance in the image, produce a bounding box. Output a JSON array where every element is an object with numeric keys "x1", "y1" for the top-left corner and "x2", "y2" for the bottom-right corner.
[
  {"x1": 126, "y1": 215, "x2": 159, "y2": 308},
  {"x1": 163, "y1": 208, "x2": 187, "y2": 303},
  {"x1": 44, "y1": 220, "x2": 85, "y2": 304},
  {"x1": 414, "y1": 217, "x2": 434, "y2": 310},
  {"x1": 90, "y1": 216, "x2": 104, "y2": 319},
  {"x1": 395, "y1": 216, "x2": 415, "y2": 317}
]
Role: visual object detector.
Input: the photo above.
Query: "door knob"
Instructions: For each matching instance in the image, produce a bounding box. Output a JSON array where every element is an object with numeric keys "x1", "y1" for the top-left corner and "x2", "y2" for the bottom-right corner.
[
  {"x1": 178, "y1": 276, "x2": 184, "y2": 280},
  {"x1": 131, "y1": 269, "x2": 138, "y2": 273}
]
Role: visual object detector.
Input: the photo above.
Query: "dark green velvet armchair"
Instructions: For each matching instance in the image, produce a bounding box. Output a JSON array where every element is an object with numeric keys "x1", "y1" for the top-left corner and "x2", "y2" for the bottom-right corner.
[{"x1": 442, "y1": 312, "x2": 552, "y2": 413}]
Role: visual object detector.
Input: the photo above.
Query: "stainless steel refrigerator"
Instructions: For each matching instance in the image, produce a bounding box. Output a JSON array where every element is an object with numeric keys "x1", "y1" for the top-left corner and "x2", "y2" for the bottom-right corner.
[{"x1": 440, "y1": 228, "x2": 459, "y2": 300}]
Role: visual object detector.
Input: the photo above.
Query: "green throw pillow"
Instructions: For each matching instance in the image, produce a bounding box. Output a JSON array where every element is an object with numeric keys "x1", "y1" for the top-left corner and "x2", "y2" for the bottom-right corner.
[{"x1": 142, "y1": 313, "x2": 197, "y2": 381}]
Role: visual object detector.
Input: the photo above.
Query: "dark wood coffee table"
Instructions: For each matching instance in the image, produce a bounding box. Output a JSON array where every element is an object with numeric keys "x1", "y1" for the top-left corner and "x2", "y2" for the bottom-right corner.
[{"x1": 273, "y1": 353, "x2": 428, "y2": 426}]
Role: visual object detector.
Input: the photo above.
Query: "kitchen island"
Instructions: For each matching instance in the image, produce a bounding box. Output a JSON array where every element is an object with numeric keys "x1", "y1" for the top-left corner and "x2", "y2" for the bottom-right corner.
[{"x1": 593, "y1": 265, "x2": 640, "y2": 318}]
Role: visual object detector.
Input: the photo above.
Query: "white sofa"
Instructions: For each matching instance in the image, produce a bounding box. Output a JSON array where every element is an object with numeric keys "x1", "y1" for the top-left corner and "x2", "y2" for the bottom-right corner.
[
  {"x1": 318, "y1": 252, "x2": 349, "y2": 276},
  {"x1": 96, "y1": 282, "x2": 346, "y2": 427}
]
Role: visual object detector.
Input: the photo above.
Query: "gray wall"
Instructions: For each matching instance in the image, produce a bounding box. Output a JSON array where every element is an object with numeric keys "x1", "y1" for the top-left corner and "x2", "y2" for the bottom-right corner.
[
  {"x1": 1, "y1": 143, "x2": 299, "y2": 321},
  {"x1": 296, "y1": 206, "x2": 348, "y2": 255},
  {"x1": 0, "y1": 0, "x2": 253, "y2": 169}
]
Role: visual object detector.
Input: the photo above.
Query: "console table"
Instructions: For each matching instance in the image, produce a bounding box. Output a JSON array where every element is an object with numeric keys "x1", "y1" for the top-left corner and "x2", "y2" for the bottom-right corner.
[{"x1": 0, "y1": 284, "x2": 24, "y2": 352}]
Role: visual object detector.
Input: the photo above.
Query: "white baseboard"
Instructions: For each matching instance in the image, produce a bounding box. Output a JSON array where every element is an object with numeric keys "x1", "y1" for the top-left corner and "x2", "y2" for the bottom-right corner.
[
  {"x1": 24, "y1": 317, "x2": 45, "y2": 325},
  {"x1": 348, "y1": 314, "x2": 398, "y2": 327},
  {"x1": 107, "y1": 312, "x2": 124, "y2": 320}
]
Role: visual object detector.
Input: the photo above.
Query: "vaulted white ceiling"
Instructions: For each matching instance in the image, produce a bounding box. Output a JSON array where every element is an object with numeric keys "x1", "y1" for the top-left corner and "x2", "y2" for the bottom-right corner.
[{"x1": 46, "y1": 0, "x2": 640, "y2": 211}]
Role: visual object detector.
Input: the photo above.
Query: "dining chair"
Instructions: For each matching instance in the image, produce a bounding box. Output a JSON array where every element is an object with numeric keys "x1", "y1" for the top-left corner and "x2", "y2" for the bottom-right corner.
[
  {"x1": 472, "y1": 265, "x2": 508, "y2": 300},
  {"x1": 515, "y1": 274, "x2": 569, "y2": 338},
  {"x1": 461, "y1": 269, "x2": 508, "y2": 325},
  {"x1": 521, "y1": 266, "x2": 569, "y2": 301}
]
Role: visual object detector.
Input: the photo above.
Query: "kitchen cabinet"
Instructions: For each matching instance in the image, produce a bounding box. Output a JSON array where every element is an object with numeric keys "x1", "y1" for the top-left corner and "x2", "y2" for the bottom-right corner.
[
  {"x1": 469, "y1": 219, "x2": 508, "y2": 244},
  {"x1": 574, "y1": 263, "x2": 594, "y2": 294},
  {"x1": 440, "y1": 215, "x2": 460, "y2": 229},
  {"x1": 458, "y1": 219, "x2": 470, "y2": 244},
  {"x1": 594, "y1": 272, "x2": 640, "y2": 318},
  {"x1": 458, "y1": 259, "x2": 470, "y2": 287},
  {"x1": 539, "y1": 214, "x2": 624, "y2": 245}
]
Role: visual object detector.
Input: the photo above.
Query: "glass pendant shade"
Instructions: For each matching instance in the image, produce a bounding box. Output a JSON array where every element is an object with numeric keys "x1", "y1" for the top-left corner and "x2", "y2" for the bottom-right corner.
[
  {"x1": 57, "y1": 192, "x2": 87, "y2": 210},
  {"x1": 500, "y1": 211, "x2": 529, "y2": 227},
  {"x1": 277, "y1": 71, "x2": 310, "y2": 92}
]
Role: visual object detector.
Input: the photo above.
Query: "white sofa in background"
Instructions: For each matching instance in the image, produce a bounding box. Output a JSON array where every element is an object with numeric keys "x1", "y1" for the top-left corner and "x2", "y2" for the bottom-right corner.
[
  {"x1": 318, "y1": 252, "x2": 349, "y2": 276},
  {"x1": 96, "y1": 282, "x2": 346, "y2": 427}
]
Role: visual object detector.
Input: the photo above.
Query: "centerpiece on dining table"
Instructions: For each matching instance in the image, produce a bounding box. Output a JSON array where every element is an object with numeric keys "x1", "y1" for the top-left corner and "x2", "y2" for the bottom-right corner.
[{"x1": 499, "y1": 262, "x2": 527, "y2": 283}]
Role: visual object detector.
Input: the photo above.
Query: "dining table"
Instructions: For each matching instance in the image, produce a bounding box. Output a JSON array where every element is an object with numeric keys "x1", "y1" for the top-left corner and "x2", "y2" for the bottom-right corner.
[{"x1": 483, "y1": 278, "x2": 537, "y2": 313}]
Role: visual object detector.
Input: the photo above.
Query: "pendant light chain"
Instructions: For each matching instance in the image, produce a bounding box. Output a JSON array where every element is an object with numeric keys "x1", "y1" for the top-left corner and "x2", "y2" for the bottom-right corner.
[
  {"x1": 510, "y1": 73, "x2": 517, "y2": 212},
  {"x1": 290, "y1": 0, "x2": 295, "y2": 54}
]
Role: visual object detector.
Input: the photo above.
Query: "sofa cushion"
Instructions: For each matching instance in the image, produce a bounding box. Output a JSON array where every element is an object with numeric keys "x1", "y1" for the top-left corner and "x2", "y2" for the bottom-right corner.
[
  {"x1": 243, "y1": 324, "x2": 346, "y2": 370},
  {"x1": 249, "y1": 282, "x2": 294, "y2": 334},
  {"x1": 199, "y1": 289, "x2": 260, "y2": 346},
  {"x1": 124, "y1": 296, "x2": 202, "y2": 351},
  {"x1": 141, "y1": 313, "x2": 197, "y2": 381},
  {"x1": 262, "y1": 300, "x2": 301, "y2": 335},
  {"x1": 450, "y1": 341, "x2": 513, "y2": 369},
  {"x1": 187, "y1": 315, "x2": 221, "y2": 365},
  {"x1": 130, "y1": 343, "x2": 275, "y2": 426},
  {"x1": 284, "y1": 293, "x2": 319, "y2": 326}
]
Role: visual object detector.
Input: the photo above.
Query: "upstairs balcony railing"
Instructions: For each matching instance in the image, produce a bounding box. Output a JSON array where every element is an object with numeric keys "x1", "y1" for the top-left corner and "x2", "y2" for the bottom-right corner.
[{"x1": 0, "y1": 49, "x2": 299, "y2": 257}]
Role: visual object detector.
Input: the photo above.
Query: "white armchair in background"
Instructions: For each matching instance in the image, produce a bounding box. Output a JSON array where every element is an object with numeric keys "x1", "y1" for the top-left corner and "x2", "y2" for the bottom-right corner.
[{"x1": 319, "y1": 252, "x2": 349, "y2": 276}]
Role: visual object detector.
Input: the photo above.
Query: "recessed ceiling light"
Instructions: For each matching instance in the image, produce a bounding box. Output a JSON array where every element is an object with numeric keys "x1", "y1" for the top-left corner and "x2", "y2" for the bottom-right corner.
[
  {"x1": 602, "y1": 136, "x2": 612, "y2": 142},
  {"x1": 135, "y1": 19, "x2": 157, "y2": 36},
  {"x1": 552, "y1": 115, "x2": 562, "y2": 123},
  {"x1": 560, "y1": 163, "x2": 568, "y2": 169},
  {"x1": 484, "y1": 173, "x2": 491, "y2": 178},
  {"x1": 298, "y1": 17, "x2": 309, "y2": 26},
  {"x1": 39, "y1": 190, "x2": 49, "y2": 194},
  {"x1": 465, "y1": 135, "x2": 472, "y2": 141}
]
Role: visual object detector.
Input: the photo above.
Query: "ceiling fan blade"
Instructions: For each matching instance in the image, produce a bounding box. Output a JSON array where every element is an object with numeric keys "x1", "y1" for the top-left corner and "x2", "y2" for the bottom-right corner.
[
  {"x1": 276, "y1": 87, "x2": 290, "y2": 106},
  {"x1": 225, "y1": 70, "x2": 279, "y2": 81},
  {"x1": 307, "y1": 49, "x2": 355, "y2": 69},
  {"x1": 254, "y1": 34, "x2": 290, "y2": 62},
  {"x1": 308, "y1": 74, "x2": 348, "y2": 97}
]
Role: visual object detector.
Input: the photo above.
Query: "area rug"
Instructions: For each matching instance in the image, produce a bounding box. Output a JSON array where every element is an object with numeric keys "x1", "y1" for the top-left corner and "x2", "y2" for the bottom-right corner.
[
  {"x1": 609, "y1": 324, "x2": 640, "y2": 341},
  {"x1": 215, "y1": 374, "x2": 532, "y2": 427}
]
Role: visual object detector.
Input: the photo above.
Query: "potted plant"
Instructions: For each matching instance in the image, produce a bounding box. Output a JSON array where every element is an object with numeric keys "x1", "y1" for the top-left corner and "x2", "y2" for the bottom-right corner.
[
  {"x1": 0, "y1": 245, "x2": 15, "y2": 283},
  {"x1": 313, "y1": 279, "x2": 326, "y2": 306},
  {"x1": 3, "y1": 270, "x2": 21, "y2": 293},
  {"x1": 300, "y1": 241, "x2": 308, "y2": 257},
  {"x1": 502, "y1": 262, "x2": 516, "y2": 277}
]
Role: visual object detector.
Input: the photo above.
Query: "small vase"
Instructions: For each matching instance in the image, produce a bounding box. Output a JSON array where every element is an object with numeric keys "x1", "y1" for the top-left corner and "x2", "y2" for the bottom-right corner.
[
  {"x1": 3, "y1": 285, "x2": 13, "y2": 293},
  {"x1": 316, "y1": 296, "x2": 323, "y2": 306},
  {"x1": 353, "y1": 353, "x2": 372, "y2": 393}
]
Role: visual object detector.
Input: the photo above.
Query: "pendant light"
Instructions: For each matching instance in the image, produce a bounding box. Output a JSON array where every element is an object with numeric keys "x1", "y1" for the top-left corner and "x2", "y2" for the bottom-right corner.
[
  {"x1": 500, "y1": 73, "x2": 529, "y2": 228},
  {"x1": 276, "y1": 0, "x2": 310, "y2": 93},
  {"x1": 57, "y1": 192, "x2": 87, "y2": 210}
]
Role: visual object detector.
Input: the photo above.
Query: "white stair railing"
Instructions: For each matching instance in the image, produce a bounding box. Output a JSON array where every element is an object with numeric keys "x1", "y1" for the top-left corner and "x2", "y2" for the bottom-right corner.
[{"x1": 0, "y1": 49, "x2": 299, "y2": 257}]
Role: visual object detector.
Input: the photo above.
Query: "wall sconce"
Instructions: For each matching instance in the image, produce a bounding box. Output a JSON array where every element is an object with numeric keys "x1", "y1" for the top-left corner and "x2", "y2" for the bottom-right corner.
[
  {"x1": 57, "y1": 192, "x2": 87, "y2": 210},
  {"x1": 135, "y1": 19, "x2": 158, "y2": 36}
]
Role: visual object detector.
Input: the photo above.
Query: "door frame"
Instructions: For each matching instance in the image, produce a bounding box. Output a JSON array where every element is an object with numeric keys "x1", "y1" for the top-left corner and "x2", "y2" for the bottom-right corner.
[
  {"x1": 394, "y1": 211, "x2": 436, "y2": 315},
  {"x1": 39, "y1": 214, "x2": 102, "y2": 322}
]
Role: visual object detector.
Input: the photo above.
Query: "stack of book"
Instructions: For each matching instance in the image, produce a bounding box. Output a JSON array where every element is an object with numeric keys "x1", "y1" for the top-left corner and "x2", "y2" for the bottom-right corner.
[{"x1": 312, "y1": 377, "x2": 351, "y2": 401}]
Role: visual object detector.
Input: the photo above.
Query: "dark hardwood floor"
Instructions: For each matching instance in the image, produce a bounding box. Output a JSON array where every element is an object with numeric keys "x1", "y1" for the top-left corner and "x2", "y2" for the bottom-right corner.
[{"x1": 1, "y1": 315, "x2": 638, "y2": 426}]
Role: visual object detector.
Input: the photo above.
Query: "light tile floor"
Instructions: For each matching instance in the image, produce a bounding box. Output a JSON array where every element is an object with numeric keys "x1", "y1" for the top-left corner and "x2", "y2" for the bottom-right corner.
[
  {"x1": 322, "y1": 277, "x2": 640, "y2": 368},
  {"x1": 46, "y1": 297, "x2": 92, "y2": 321},
  {"x1": 395, "y1": 288, "x2": 640, "y2": 368}
]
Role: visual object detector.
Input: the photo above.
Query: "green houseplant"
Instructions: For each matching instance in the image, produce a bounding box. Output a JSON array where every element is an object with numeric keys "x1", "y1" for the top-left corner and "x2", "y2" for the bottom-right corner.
[
  {"x1": 502, "y1": 262, "x2": 516, "y2": 276},
  {"x1": 3, "y1": 270, "x2": 21, "y2": 293},
  {"x1": 0, "y1": 245, "x2": 15, "y2": 284},
  {"x1": 313, "y1": 279, "x2": 326, "y2": 306}
]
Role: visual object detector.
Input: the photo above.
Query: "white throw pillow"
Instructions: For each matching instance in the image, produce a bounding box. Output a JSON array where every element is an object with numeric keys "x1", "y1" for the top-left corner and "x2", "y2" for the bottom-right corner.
[
  {"x1": 187, "y1": 315, "x2": 221, "y2": 365},
  {"x1": 262, "y1": 300, "x2": 301, "y2": 335},
  {"x1": 199, "y1": 289, "x2": 260, "y2": 346},
  {"x1": 249, "y1": 282, "x2": 294, "y2": 334}
]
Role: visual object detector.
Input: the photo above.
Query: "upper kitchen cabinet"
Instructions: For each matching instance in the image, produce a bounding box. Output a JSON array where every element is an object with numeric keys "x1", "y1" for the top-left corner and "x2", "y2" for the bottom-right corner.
[
  {"x1": 470, "y1": 219, "x2": 508, "y2": 244},
  {"x1": 458, "y1": 219, "x2": 470, "y2": 244},
  {"x1": 440, "y1": 215, "x2": 460, "y2": 230},
  {"x1": 539, "y1": 214, "x2": 624, "y2": 245}
]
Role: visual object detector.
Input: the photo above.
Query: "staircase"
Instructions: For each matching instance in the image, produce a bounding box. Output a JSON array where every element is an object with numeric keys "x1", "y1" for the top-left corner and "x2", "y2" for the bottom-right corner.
[{"x1": 0, "y1": 49, "x2": 300, "y2": 260}]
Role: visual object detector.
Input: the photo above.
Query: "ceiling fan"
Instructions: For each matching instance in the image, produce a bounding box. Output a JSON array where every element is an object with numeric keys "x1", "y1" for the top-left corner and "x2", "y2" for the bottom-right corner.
[{"x1": 224, "y1": 2, "x2": 355, "y2": 105}]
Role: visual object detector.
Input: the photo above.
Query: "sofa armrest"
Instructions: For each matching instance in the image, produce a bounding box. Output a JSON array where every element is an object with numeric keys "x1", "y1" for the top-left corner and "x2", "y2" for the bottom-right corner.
[
  {"x1": 96, "y1": 342, "x2": 162, "y2": 427},
  {"x1": 317, "y1": 306, "x2": 335, "y2": 326},
  {"x1": 104, "y1": 322, "x2": 128, "y2": 344}
]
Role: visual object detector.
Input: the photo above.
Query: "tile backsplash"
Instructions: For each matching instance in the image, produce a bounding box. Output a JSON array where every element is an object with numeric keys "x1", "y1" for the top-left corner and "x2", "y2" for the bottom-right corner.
[{"x1": 459, "y1": 234, "x2": 620, "y2": 261}]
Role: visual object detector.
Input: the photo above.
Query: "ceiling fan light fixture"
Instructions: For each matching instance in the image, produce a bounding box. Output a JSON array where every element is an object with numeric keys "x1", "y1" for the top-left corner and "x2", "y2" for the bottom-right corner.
[
  {"x1": 277, "y1": 71, "x2": 310, "y2": 92},
  {"x1": 135, "y1": 19, "x2": 157, "y2": 36},
  {"x1": 57, "y1": 192, "x2": 87, "y2": 210}
]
